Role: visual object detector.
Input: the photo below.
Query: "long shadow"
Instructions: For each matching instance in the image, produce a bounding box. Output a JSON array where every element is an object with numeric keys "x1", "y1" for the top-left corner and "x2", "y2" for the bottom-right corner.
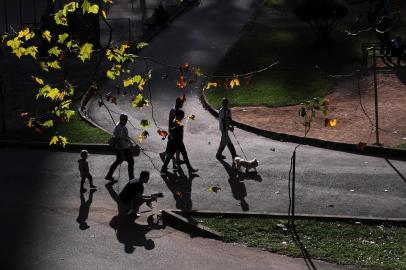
[
  {"x1": 290, "y1": 225, "x2": 317, "y2": 270},
  {"x1": 76, "y1": 189, "x2": 96, "y2": 230},
  {"x1": 218, "y1": 159, "x2": 262, "y2": 211},
  {"x1": 105, "y1": 182, "x2": 157, "y2": 253},
  {"x1": 160, "y1": 167, "x2": 199, "y2": 210},
  {"x1": 385, "y1": 159, "x2": 406, "y2": 183}
]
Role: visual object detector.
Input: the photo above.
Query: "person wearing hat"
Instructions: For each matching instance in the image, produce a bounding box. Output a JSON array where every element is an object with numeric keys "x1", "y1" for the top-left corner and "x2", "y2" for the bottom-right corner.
[
  {"x1": 105, "y1": 114, "x2": 135, "y2": 181},
  {"x1": 216, "y1": 98, "x2": 238, "y2": 160}
]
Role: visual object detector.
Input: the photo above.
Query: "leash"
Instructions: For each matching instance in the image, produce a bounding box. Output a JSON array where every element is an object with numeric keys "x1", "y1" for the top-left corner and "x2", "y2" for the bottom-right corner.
[{"x1": 231, "y1": 129, "x2": 248, "y2": 160}]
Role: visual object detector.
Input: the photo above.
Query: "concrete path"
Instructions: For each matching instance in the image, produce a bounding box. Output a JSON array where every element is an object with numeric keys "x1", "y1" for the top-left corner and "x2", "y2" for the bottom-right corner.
[
  {"x1": 0, "y1": 148, "x2": 358, "y2": 270},
  {"x1": 86, "y1": 0, "x2": 406, "y2": 218}
]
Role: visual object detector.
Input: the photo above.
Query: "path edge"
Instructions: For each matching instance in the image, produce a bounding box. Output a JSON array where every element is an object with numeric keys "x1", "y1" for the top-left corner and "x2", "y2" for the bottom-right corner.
[{"x1": 199, "y1": 88, "x2": 406, "y2": 161}]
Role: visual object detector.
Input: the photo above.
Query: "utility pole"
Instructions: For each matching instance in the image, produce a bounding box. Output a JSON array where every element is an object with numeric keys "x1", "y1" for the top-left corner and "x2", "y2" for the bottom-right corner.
[
  {"x1": 290, "y1": 150, "x2": 296, "y2": 226},
  {"x1": 372, "y1": 47, "x2": 380, "y2": 146}
]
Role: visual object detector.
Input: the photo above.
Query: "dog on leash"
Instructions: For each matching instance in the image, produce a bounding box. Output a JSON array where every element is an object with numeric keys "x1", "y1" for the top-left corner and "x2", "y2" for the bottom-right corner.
[{"x1": 233, "y1": 157, "x2": 259, "y2": 173}]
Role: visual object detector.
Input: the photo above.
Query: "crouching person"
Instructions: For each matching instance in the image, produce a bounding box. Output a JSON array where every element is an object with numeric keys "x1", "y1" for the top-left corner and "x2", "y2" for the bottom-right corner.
[{"x1": 118, "y1": 171, "x2": 150, "y2": 219}]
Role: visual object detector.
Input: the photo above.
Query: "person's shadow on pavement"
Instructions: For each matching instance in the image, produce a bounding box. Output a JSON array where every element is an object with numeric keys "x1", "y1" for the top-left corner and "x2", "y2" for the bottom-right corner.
[
  {"x1": 219, "y1": 159, "x2": 256, "y2": 211},
  {"x1": 76, "y1": 189, "x2": 96, "y2": 230},
  {"x1": 161, "y1": 167, "x2": 199, "y2": 210},
  {"x1": 105, "y1": 182, "x2": 157, "y2": 254}
]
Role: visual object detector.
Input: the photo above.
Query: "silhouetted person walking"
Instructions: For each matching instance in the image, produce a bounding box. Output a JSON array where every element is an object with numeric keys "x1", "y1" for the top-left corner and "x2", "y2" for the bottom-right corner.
[
  {"x1": 160, "y1": 96, "x2": 185, "y2": 168},
  {"x1": 105, "y1": 114, "x2": 135, "y2": 181},
  {"x1": 78, "y1": 150, "x2": 96, "y2": 192},
  {"x1": 161, "y1": 109, "x2": 198, "y2": 174},
  {"x1": 216, "y1": 98, "x2": 237, "y2": 160},
  {"x1": 391, "y1": 35, "x2": 404, "y2": 66}
]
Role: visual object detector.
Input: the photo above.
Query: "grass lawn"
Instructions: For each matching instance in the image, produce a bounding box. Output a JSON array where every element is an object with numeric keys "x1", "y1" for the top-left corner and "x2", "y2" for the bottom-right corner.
[
  {"x1": 398, "y1": 143, "x2": 406, "y2": 150},
  {"x1": 204, "y1": 5, "x2": 380, "y2": 109},
  {"x1": 0, "y1": 112, "x2": 111, "y2": 144},
  {"x1": 193, "y1": 215, "x2": 406, "y2": 270}
]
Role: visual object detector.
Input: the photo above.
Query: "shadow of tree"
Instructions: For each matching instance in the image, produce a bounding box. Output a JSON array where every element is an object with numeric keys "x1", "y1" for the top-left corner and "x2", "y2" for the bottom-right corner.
[
  {"x1": 289, "y1": 224, "x2": 318, "y2": 270},
  {"x1": 160, "y1": 167, "x2": 199, "y2": 210},
  {"x1": 105, "y1": 182, "x2": 163, "y2": 253},
  {"x1": 76, "y1": 189, "x2": 96, "y2": 230}
]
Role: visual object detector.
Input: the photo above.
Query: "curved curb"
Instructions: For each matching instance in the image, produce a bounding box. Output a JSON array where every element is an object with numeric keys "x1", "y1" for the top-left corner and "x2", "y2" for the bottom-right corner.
[
  {"x1": 200, "y1": 89, "x2": 406, "y2": 161},
  {"x1": 162, "y1": 209, "x2": 406, "y2": 238},
  {"x1": 162, "y1": 209, "x2": 223, "y2": 240}
]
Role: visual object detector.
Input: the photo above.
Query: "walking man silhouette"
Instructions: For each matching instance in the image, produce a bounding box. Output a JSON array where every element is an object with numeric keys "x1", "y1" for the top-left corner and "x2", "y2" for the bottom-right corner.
[
  {"x1": 105, "y1": 114, "x2": 135, "y2": 181},
  {"x1": 216, "y1": 98, "x2": 237, "y2": 160}
]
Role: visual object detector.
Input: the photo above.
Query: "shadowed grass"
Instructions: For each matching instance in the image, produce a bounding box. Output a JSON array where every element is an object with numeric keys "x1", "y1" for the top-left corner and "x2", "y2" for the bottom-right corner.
[
  {"x1": 205, "y1": 23, "x2": 372, "y2": 109},
  {"x1": 194, "y1": 216, "x2": 406, "y2": 270},
  {"x1": 0, "y1": 113, "x2": 111, "y2": 144}
]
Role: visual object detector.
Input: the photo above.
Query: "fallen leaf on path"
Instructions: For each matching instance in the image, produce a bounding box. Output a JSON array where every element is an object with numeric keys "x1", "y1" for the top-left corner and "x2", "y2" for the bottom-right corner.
[{"x1": 208, "y1": 186, "x2": 221, "y2": 193}]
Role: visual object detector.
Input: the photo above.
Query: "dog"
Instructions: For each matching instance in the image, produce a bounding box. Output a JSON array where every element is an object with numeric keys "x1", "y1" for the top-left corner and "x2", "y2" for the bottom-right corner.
[{"x1": 233, "y1": 157, "x2": 259, "y2": 173}]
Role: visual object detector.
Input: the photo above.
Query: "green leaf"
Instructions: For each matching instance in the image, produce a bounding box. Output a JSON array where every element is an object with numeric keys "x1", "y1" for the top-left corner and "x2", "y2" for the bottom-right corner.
[
  {"x1": 43, "y1": 120, "x2": 54, "y2": 128},
  {"x1": 57, "y1": 33, "x2": 69, "y2": 44},
  {"x1": 132, "y1": 94, "x2": 149, "y2": 108},
  {"x1": 82, "y1": 0, "x2": 99, "y2": 14},
  {"x1": 78, "y1": 43, "x2": 93, "y2": 62},
  {"x1": 48, "y1": 46, "x2": 62, "y2": 57},
  {"x1": 139, "y1": 119, "x2": 150, "y2": 129},
  {"x1": 136, "y1": 42, "x2": 148, "y2": 49},
  {"x1": 123, "y1": 74, "x2": 142, "y2": 87}
]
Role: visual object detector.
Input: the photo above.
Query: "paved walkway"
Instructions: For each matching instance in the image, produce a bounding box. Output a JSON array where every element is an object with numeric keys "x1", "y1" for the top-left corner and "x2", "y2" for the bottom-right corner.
[
  {"x1": 86, "y1": 0, "x2": 406, "y2": 218},
  {"x1": 0, "y1": 148, "x2": 358, "y2": 270},
  {"x1": 0, "y1": 1, "x2": 405, "y2": 269}
]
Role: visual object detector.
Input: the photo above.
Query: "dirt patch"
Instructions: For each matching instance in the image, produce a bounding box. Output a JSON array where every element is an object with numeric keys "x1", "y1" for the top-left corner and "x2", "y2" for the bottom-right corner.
[{"x1": 232, "y1": 62, "x2": 406, "y2": 148}]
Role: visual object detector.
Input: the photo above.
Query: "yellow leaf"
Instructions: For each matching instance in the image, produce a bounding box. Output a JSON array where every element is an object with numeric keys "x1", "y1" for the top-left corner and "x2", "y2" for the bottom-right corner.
[
  {"x1": 32, "y1": 76, "x2": 44, "y2": 85},
  {"x1": 39, "y1": 62, "x2": 50, "y2": 72},
  {"x1": 136, "y1": 42, "x2": 148, "y2": 49},
  {"x1": 49, "y1": 136, "x2": 59, "y2": 146},
  {"x1": 43, "y1": 120, "x2": 54, "y2": 128},
  {"x1": 82, "y1": 0, "x2": 99, "y2": 14},
  {"x1": 18, "y1": 28, "x2": 35, "y2": 40},
  {"x1": 325, "y1": 118, "x2": 337, "y2": 127},
  {"x1": 47, "y1": 60, "x2": 61, "y2": 69},
  {"x1": 59, "y1": 136, "x2": 68, "y2": 147},
  {"x1": 123, "y1": 75, "x2": 142, "y2": 87},
  {"x1": 6, "y1": 37, "x2": 21, "y2": 50},
  {"x1": 101, "y1": 9, "x2": 107, "y2": 19},
  {"x1": 138, "y1": 78, "x2": 146, "y2": 91},
  {"x1": 47, "y1": 88, "x2": 60, "y2": 100},
  {"x1": 57, "y1": 33, "x2": 69, "y2": 44},
  {"x1": 205, "y1": 82, "x2": 218, "y2": 90},
  {"x1": 13, "y1": 47, "x2": 26, "y2": 58},
  {"x1": 42, "y1": 30, "x2": 52, "y2": 42},
  {"x1": 132, "y1": 93, "x2": 149, "y2": 108},
  {"x1": 48, "y1": 46, "x2": 62, "y2": 57},
  {"x1": 230, "y1": 77, "x2": 240, "y2": 88},
  {"x1": 25, "y1": 46, "x2": 38, "y2": 59},
  {"x1": 78, "y1": 43, "x2": 93, "y2": 62}
]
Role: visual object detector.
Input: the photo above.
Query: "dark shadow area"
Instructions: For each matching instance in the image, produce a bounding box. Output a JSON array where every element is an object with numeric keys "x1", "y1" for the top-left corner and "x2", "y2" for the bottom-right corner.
[
  {"x1": 386, "y1": 159, "x2": 406, "y2": 182},
  {"x1": 0, "y1": 149, "x2": 52, "y2": 269},
  {"x1": 76, "y1": 189, "x2": 96, "y2": 230},
  {"x1": 218, "y1": 159, "x2": 257, "y2": 211},
  {"x1": 394, "y1": 66, "x2": 406, "y2": 86},
  {"x1": 290, "y1": 225, "x2": 317, "y2": 270},
  {"x1": 160, "y1": 167, "x2": 199, "y2": 210},
  {"x1": 105, "y1": 182, "x2": 162, "y2": 253}
]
